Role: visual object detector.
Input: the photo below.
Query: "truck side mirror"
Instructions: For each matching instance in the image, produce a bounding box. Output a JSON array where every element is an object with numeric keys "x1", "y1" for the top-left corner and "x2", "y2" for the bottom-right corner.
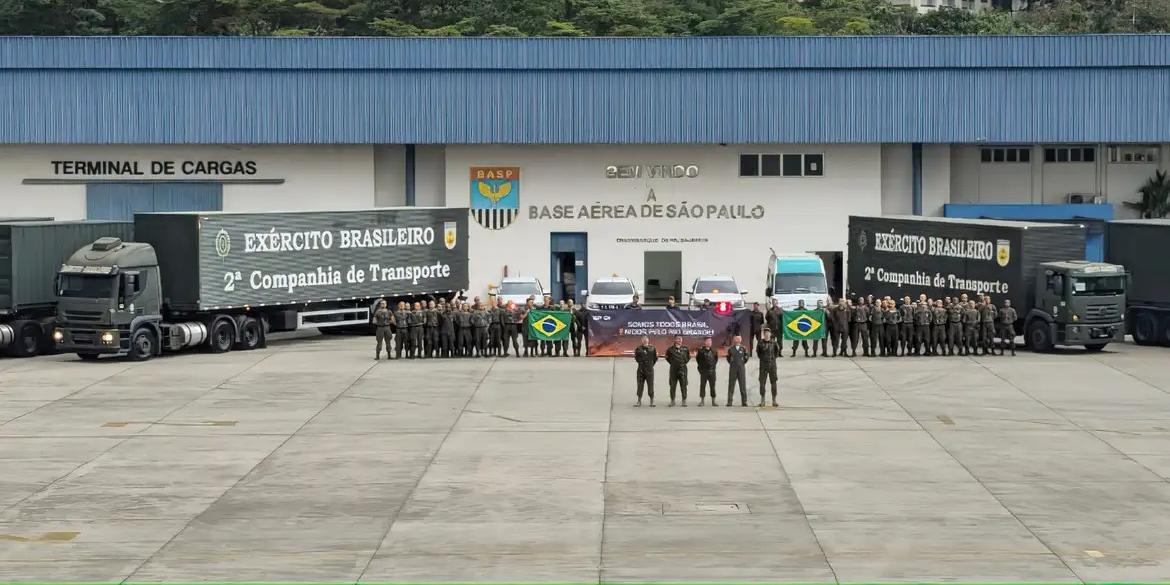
[{"x1": 122, "y1": 272, "x2": 138, "y2": 299}]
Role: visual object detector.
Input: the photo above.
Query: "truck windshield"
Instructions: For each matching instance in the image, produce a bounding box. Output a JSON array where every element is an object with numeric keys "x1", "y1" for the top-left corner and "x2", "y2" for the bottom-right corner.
[
  {"x1": 591, "y1": 282, "x2": 634, "y2": 295},
  {"x1": 498, "y1": 281, "x2": 542, "y2": 296},
  {"x1": 774, "y1": 274, "x2": 828, "y2": 295},
  {"x1": 1072, "y1": 276, "x2": 1125, "y2": 296},
  {"x1": 695, "y1": 279, "x2": 738, "y2": 294},
  {"x1": 58, "y1": 274, "x2": 115, "y2": 298}
]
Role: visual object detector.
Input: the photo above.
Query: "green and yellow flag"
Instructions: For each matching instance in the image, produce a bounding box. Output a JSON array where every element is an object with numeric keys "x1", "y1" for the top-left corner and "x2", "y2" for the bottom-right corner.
[
  {"x1": 528, "y1": 309, "x2": 571, "y2": 341},
  {"x1": 782, "y1": 309, "x2": 826, "y2": 341}
]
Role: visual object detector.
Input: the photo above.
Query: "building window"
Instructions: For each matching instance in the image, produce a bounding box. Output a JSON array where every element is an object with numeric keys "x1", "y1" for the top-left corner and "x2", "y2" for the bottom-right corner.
[
  {"x1": 1108, "y1": 145, "x2": 1160, "y2": 164},
  {"x1": 739, "y1": 154, "x2": 759, "y2": 177},
  {"x1": 980, "y1": 147, "x2": 1030, "y2": 163},
  {"x1": 1044, "y1": 146, "x2": 1096, "y2": 164},
  {"x1": 740, "y1": 153, "x2": 824, "y2": 177}
]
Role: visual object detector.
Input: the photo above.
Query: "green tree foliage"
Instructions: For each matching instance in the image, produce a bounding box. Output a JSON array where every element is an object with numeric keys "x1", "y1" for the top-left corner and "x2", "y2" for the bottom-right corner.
[{"x1": 0, "y1": 0, "x2": 1166, "y2": 36}]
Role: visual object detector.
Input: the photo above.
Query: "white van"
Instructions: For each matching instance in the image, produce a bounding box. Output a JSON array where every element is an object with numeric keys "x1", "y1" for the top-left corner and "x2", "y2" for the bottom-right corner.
[
  {"x1": 687, "y1": 274, "x2": 747, "y2": 309},
  {"x1": 496, "y1": 276, "x2": 548, "y2": 307},
  {"x1": 765, "y1": 253, "x2": 830, "y2": 310}
]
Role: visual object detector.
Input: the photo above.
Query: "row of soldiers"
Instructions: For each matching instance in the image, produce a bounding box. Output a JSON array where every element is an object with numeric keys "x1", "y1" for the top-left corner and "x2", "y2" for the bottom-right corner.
[
  {"x1": 747, "y1": 293, "x2": 1018, "y2": 358},
  {"x1": 371, "y1": 296, "x2": 588, "y2": 359},
  {"x1": 632, "y1": 331, "x2": 786, "y2": 408}
]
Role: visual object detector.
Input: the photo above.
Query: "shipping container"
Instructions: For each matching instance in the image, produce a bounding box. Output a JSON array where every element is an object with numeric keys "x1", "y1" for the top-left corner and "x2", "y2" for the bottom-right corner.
[
  {"x1": 0, "y1": 221, "x2": 134, "y2": 356},
  {"x1": 1106, "y1": 219, "x2": 1170, "y2": 345}
]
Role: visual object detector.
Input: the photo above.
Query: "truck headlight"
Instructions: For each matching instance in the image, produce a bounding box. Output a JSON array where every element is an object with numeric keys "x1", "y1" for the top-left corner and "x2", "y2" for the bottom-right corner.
[
  {"x1": 52, "y1": 329, "x2": 64, "y2": 343},
  {"x1": 100, "y1": 331, "x2": 116, "y2": 344}
]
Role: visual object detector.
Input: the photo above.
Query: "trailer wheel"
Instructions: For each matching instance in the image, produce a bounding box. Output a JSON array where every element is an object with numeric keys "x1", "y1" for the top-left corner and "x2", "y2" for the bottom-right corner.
[
  {"x1": 1084, "y1": 343, "x2": 1107, "y2": 352},
  {"x1": 1027, "y1": 321, "x2": 1053, "y2": 353},
  {"x1": 1133, "y1": 311, "x2": 1157, "y2": 346},
  {"x1": 128, "y1": 329, "x2": 156, "y2": 362},
  {"x1": 209, "y1": 319, "x2": 234, "y2": 353},
  {"x1": 77, "y1": 353, "x2": 100, "y2": 361},
  {"x1": 236, "y1": 318, "x2": 262, "y2": 351},
  {"x1": 6, "y1": 321, "x2": 42, "y2": 358}
]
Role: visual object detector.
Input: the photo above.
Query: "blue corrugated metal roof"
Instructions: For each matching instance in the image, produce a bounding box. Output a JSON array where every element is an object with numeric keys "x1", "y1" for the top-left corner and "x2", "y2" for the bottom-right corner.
[{"x1": 2, "y1": 35, "x2": 1169, "y2": 144}]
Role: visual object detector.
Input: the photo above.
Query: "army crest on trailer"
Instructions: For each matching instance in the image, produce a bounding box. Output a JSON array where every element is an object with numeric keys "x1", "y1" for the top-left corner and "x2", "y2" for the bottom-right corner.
[
  {"x1": 469, "y1": 167, "x2": 520, "y2": 230},
  {"x1": 996, "y1": 239, "x2": 1011, "y2": 267}
]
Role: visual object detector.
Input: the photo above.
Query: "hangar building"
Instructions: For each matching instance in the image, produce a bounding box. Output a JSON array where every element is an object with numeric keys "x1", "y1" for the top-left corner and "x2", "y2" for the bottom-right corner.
[{"x1": 2, "y1": 35, "x2": 1169, "y2": 303}]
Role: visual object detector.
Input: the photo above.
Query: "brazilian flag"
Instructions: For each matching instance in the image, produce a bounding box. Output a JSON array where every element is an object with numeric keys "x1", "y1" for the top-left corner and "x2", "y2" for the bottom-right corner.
[
  {"x1": 782, "y1": 309, "x2": 826, "y2": 341},
  {"x1": 528, "y1": 310, "x2": 571, "y2": 341}
]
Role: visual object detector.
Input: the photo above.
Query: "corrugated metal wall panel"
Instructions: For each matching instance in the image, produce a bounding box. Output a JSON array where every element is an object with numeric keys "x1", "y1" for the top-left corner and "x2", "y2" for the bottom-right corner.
[
  {"x1": 4, "y1": 35, "x2": 1170, "y2": 70},
  {"x1": 5, "y1": 66, "x2": 1169, "y2": 144}
]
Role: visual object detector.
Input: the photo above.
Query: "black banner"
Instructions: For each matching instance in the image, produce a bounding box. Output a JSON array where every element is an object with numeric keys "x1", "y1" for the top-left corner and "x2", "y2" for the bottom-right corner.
[{"x1": 586, "y1": 308, "x2": 752, "y2": 357}]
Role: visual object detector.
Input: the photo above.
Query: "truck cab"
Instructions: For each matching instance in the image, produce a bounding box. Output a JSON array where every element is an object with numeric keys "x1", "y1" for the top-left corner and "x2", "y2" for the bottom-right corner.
[
  {"x1": 765, "y1": 253, "x2": 829, "y2": 310},
  {"x1": 1026, "y1": 260, "x2": 1126, "y2": 352},
  {"x1": 53, "y1": 237, "x2": 165, "y2": 360}
]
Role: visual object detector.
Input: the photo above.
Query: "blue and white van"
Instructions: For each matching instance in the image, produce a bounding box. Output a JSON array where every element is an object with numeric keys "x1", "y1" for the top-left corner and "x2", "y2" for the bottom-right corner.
[{"x1": 765, "y1": 253, "x2": 830, "y2": 310}]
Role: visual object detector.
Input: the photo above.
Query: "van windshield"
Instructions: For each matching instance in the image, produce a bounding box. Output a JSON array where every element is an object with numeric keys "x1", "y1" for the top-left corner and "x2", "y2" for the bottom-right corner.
[
  {"x1": 1071, "y1": 276, "x2": 1125, "y2": 296},
  {"x1": 591, "y1": 282, "x2": 634, "y2": 295},
  {"x1": 774, "y1": 273, "x2": 827, "y2": 295},
  {"x1": 498, "y1": 281, "x2": 542, "y2": 296},
  {"x1": 58, "y1": 274, "x2": 115, "y2": 298}
]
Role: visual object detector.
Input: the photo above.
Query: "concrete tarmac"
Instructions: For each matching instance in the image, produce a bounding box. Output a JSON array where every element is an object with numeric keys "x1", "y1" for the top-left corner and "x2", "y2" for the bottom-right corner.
[{"x1": 2, "y1": 335, "x2": 1170, "y2": 582}]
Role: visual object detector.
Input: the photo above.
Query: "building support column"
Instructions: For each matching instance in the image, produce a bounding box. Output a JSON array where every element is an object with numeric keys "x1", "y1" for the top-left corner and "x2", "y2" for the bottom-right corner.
[
  {"x1": 911, "y1": 142, "x2": 923, "y2": 215},
  {"x1": 405, "y1": 144, "x2": 417, "y2": 206}
]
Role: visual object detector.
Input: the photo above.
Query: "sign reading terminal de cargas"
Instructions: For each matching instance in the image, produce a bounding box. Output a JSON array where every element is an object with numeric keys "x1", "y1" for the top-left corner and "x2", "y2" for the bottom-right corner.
[{"x1": 50, "y1": 160, "x2": 259, "y2": 177}]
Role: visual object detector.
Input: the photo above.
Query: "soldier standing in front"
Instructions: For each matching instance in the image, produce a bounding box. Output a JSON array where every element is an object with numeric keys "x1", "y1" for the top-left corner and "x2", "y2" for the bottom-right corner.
[
  {"x1": 749, "y1": 302, "x2": 765, "y2": 347},
  {"x1": 882, "y1": 299, "x2": 900, "y2": 357},
  {"x1": 946, "y1": 297, "x2": 963, "y2": 356},
  {"x1": 424, "y1": 300, "x2": 439, "y2": 358},
  {"x1": 726, "y1": 335, "x2": 750, "y2": 407},
  {"x1": 998, "y1": 299, "x2": 1018, "y2": 356},
  {"x1": 756, "y1": 329, "x2": 780, "y2": 407},
  {"x1": 665, "y1": 336, "x2": 690, "y2": 407},
  {"x1": 695, "y1": 337, "x2": 718, "y2": 407},
  {"x1": 962, "y1": 300, "x2": 980, "y2": 355},
  {"x1": 849, "y1": 298, "x2": 869, "y2": 357},
  {"x1": 979, "y1": 295, "x2": 999, "y2": 356},
  {"x1": 633, "y1": 336, "x2": 657, "y2": 407},
  {"x1": 373, "y1": 299, "x2": 393, "y2": 360},
  {"x1": 867, "y1": 296, "x2": 884, "y2": 357},
  {"x1": 931, "y1": 300, "x2": 948, "y2": 356}
]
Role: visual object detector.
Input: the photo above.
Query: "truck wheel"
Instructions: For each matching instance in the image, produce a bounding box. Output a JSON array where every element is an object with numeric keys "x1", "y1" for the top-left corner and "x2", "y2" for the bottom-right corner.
[
  {"x1": 1027, "y1": 321, "x2": 1053, "y2": 353},
  {"x1": 236, "y1": 318, "x2": 262, "y2": 351},
  {"x1": 6, "y1": 321, "x2": 42, "y2": 358},
  {"x1": 77, "y1": 353, "x2": 100, "y2": 361},
  {"x1": 1133, "y1": 311, "x2": 1157, "y2": 346},
  {"x1": 1161, "y1": 316, "x2": 1170, "y2": 347},
  {"x1": 209, "y1": 320, "x2": 234, "y2": 353},
  {"x1": 1084, "y1": 343, "x2": 1107, "y2": 352},
  {"x1": 129, "y1": 329, "x2": 156, "y2": 362}
]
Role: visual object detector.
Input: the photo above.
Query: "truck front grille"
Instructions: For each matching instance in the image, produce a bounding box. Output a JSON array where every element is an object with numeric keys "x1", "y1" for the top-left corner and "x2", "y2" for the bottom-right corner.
[
  {"x1": 63, "y1": 310, "x2": 104, "y2": 323},
  {"x1": 1083, "y1": 304, "x2": 1121, "y2": 323},
  {"x1": 69, "y1": 329, "x2": 97, "y2": 345}
]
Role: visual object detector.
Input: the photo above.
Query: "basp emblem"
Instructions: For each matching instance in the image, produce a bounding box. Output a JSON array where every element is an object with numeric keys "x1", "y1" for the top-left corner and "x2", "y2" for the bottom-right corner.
[
  {"x1": 786, "y1": 313, "x2": 823, "y2": 338},
  {"x1": 996, "y1": 239, "x2": 1011, "y2": 267},
  {"x1": 470, "y1": 166, "x2": 520, "y2": 230},
  {"x1": 443, "y1": 221, "x2": 457, "y2": 250}
]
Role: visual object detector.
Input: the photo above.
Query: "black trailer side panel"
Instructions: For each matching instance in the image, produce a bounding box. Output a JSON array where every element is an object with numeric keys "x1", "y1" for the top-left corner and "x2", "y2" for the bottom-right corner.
[
  {"x1": 136, "y1": 208, "x2": 469, "y2": 311},
  {"x1": 135, "y1": 214, "x2": 201, "y2": 310},
  {"x1": 1107, "y1": 220, "x2": 1170, "y2": 307},
  {"x1": 1, "y1": 221, "x2": 134, "y2": 314},
  {"x1": 848, "y1": 216, "x2": 1084, "y2": 311}
]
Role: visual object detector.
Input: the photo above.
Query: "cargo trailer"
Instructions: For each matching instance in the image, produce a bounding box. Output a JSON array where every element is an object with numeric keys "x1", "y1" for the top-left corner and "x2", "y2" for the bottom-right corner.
[
  {"x1": 54, "y1": 208, "x2": 468, "y2": 361},
  {"x1": 0, "y1": 221, "x2": 134, "y2": 357},
  {"x1": 847, "y1": 215, "x2": 1126, "y2": 352},
  {"x1": 1106, "y1": 219, "x2": 1170, "y2": 346}
]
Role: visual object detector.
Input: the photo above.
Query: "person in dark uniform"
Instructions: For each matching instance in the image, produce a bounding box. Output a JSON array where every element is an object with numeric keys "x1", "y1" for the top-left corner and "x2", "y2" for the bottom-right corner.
[
  {"x1": 931, "y1": 300, "x2": 948, "y2": 356},
  {"x1": 503, "y1": 301, "x2": 521, "y2": 357},
  {"x1": 695, "y1": 337, "x2": 718, "y2": 407},
  {"x1": 899, "y1": 296, "x2": 915, "y2": 356},
  {"x1": 570, "y1": 302, "x2": 585, "y2": 357},
  {"x1": 665, "y1": 336, "x2": 690, "y2": 407},
  {"x1": 912, "y1": 300, "x2": 931, "y2": 356},
  {"x1": 392, "y1": 301, "x2": 409, "y2": 359},
  {"x1": 813, "y1": 299, "x2": 830, "y2": 357},
  {"x1": 373, "y1": 299, "x2": 393, "y2": 360},
  {"x1": 633, "y1": 336, "x2": 657, "y2": 407},
  {"x1": 962, "y1": 300, "x2": 980, "y2": 356},
  {"x1": 407, "y1": 302, "x2": 423, "y2": 359},
  {"x1": 424, "y1": 300, "x2": 439, "y2": 359},
  {"x1": 559, "y1": 300, "x2": 574, "y2": 357},
  {"x1": 726, "y1": 335, "x2": 750, "y2": 407},
  {"x1": 867, "y1": 296, "x2": 884, "y2": 357},
  {"x1": 883, "y1": 299, "x2": 900, "y2": 357},
  {"x1": 749, "y1": 302, "x2": 765, "y2": 347},
  {"x1": 946, "y1": 298, "x2": 964, "y2": 356},
  {"x1": 850, "y1": 298, "x2": 869, "y2": 357},
  {"x1": 521, "y1": 298, "x2": 536, "y2": 357},
  {"x1": 665, "y1": 296, "x2": 678, "y2": 310},
  {"x1": 756, "y1": 328, "x2": 780, "y2": 407},
  {"x1": 631, "y1": 294, "x2": 642, "y2": 309},
  {"x1": 765, "y1": 300, "x2": 783, "y2": 338},
  {"x1": 461, "y1": 303, "x2": 477, "y2": 357},
  {"x1": 471, "y1": 302, "x2": 489, "y2": 357},
  {"x1": 979, "y1": 295, "x2": 999, "y2": 356},
  {"x1": 828, "y1": 299, "x2": 845, "y2": 357},
  {"x1": 438, "y1": 300, "x2": 454, "y2": 358},
  {"x1": 487, "y1": 299, "x2": 503, "y2": 357},
  {"x1": 998, "y1": 299, "x2": 1018, "y2": 356},
  {"x1": 789, "y1": 299, "x2": 810, "y2": 357}
]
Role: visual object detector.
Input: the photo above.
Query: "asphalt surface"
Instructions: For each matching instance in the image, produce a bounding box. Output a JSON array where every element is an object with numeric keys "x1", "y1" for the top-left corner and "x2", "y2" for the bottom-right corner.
[{"x1": 2, "y1": 334, "x2": 1170, "y2": 582}]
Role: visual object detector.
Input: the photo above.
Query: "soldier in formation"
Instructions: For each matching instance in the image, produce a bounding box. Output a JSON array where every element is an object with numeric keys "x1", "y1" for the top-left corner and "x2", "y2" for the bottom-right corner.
[
  {"x1": 695, "y1": 337, "x2": 718, "y2": 407},
  {"x1": 756, "y1": 329, "x2": 780, "y2": 407},
  {"x1": 633, "y1": 336, "x2": 657, "y2": 407},
  {"x1": 665, "y1": 335, "x2": 690, "y2": 407},
  {"x1": 726, "y1": 335, "x2": 750, "y2": 407},
  {"x1": 372, "y1": 299, "x2": 394, "y2": 360}
]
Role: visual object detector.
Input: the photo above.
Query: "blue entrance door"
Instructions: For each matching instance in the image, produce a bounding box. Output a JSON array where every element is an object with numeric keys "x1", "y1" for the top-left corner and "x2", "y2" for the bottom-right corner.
[
  {"x1": 550, "y1": 232, "x2": 588, "y2": 304},
  {"x1": 86, "y1": 183, "x2": 224, "y2": 220}
]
